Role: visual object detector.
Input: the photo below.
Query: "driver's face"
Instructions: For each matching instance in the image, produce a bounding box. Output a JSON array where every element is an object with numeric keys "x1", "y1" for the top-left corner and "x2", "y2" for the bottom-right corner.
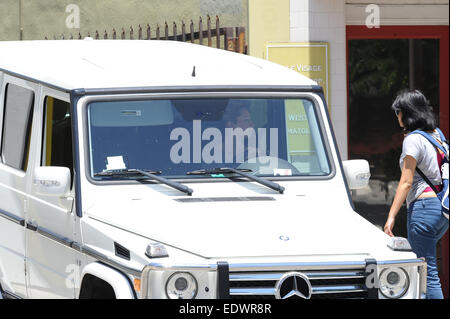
[{"x1": 233, "y1": 109, "x2": 254, "y2": 131}]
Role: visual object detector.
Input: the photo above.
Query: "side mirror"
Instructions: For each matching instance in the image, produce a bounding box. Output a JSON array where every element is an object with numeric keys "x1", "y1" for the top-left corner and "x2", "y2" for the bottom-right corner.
[
  {"x1": 342, "y1": 160, "x2": 371, "y2": 190},
  {"x1": 34, "y1": 167, "x2": 71, "y2": 197}
]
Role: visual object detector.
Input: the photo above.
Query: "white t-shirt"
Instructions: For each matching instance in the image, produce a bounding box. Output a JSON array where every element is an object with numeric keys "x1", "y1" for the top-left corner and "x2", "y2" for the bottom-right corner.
[{"x1": 400, "y1": 130, "x2": 442, "y2": 207}]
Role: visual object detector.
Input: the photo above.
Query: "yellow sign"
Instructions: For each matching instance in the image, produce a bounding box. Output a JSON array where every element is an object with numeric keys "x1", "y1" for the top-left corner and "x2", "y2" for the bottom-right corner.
[
  {"x1": 265, "y1": 43, "x2": 329, "y2": 165},
  {"x1": 265, "y1": 42, "x2": 330, "y2": 105},
  {"x1": 285, "y1": 100, "x2": 312, "y2": 157}
]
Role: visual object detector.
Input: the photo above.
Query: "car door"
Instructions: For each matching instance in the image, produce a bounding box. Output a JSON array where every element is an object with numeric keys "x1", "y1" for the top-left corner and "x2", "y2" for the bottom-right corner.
[
  {"x1": 25, "y1": 88, "x2": 77, "y2": 298},
  {"x1": 0, "y1": 76, "x2": 37, "y2": 298}
]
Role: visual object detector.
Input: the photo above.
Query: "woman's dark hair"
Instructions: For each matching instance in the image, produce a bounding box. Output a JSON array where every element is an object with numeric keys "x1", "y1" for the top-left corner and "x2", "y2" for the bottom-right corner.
[
  {"x1": 224, "y1": 100, "x2": 250, "y2": 125},
  {"x1": 391, "y1": 89, "x2": 437, "y2": 132}
]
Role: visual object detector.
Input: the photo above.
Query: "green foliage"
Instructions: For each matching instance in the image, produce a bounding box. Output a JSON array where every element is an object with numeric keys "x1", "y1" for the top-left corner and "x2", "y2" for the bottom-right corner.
[{"x1": 348, "y1": 39, "x2": 409, "y2": 101}]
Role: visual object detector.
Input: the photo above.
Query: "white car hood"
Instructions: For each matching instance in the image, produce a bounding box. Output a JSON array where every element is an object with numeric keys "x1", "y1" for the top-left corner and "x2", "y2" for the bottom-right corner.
[{"x1": 86, "y1": 191, "x2": 389, "y2": 259}]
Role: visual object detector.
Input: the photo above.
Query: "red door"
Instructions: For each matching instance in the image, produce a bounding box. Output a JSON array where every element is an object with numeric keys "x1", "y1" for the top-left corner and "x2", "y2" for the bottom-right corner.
[{"x1": 347, "y1": 25, "x2": 449, "y2": 298}]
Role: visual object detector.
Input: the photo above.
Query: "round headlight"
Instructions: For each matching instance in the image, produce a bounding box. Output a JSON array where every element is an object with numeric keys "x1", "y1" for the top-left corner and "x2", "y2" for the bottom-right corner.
[
  {"x1": 165, "y1": 272, "x2": 198, "y2": 299},
  {"x1": 379, "y1": 267, "x2": 409, "y2": 298}
]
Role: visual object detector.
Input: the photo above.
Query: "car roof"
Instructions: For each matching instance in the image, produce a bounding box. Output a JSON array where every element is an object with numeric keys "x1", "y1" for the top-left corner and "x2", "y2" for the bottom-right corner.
[{"x1": 0, "y1": 40, "x2": 317, "y2": 91}]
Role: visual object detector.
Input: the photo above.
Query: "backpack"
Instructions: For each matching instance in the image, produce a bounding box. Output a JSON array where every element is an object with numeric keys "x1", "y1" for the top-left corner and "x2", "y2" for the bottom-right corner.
[{"x1": 410, "y1": 128, "x2": 449, "y2": 220}]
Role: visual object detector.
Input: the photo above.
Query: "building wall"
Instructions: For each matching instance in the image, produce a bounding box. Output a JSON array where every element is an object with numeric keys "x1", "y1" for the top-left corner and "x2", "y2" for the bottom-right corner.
[
  {"x1": 247, "y1": 0, "x2": 290, "y2": 58},
  {"x1": 346, "y1": 0, "x2": 449, "y2": 25},
  {"x1": 0, "y1": 0, "x2": 20, "y2": 41},
  {"x1": 290, "y1": 0, "x2": 348, "y2": 159},
  {"x1": 247, "y1": 0, "x2": 348, "y2": 158},
  {"x1": 287, "y1": 0, "x2": 449, "y2": 159},
  {"x1": 0, "y1": 0, "x2": 247, "y2": 41}
]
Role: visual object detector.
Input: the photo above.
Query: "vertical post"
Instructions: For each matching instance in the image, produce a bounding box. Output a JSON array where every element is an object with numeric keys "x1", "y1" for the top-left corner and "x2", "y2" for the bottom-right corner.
[
  {"x1": 223, "y1": 27, "x2": 228, "y2": 50},
  {"x1": 207, "y1": 15, "x2": 212, "y2": 47},
  {"x1": 112, "y1": 28, "x2": 117, "y2": 40},
  {"x1": 199, "y1": 17, "x2": 203, "y2": 45},
  {"x1": 438, "y1": 26, "x2": 449, "y2": 299},
  {"x1": 156, "y1": 24, "x2": 160, "y2": 40},
  {"x1": 130, "y1": 26, "x2": 134, "y2": 40},
  {"x1": 104, "y1": 30, "x2": 108, "y2": 39},
  {"x1": 216, "y1": 16, "x2": 220, "y2": 49},
  {"x1": 190, "y1": 20, "x2": 195, "y2": 43},
  {"x1": 121, "y1": 28, "x2": 125, "y2": 40},
  {"x1": 173, "y1": 22, "x2": 177, "y2": 41},
  {"x1": 138, "y1": 25, "x2": 142, "y2": 40},
  {"x1": 146, "y1": 24, "x2": 151, "y2": 40},
  {"x1": 182, "y1": 21, "x2": 186, "y2": 42},
  {"x1": 19, "y1": 0, "x2": 23, "y2": 40},
  {"x1": 237, "y1": 27, "x2": 246, "y2": 54},
  {"x1": 164, "y1": 22, "x2": 169, "y2": 40}
]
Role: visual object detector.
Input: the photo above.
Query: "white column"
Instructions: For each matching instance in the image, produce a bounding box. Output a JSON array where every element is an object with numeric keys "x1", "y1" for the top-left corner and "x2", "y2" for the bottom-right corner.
[{"x1": 290, "y1": 0, "x2": 348, "y2": 159}]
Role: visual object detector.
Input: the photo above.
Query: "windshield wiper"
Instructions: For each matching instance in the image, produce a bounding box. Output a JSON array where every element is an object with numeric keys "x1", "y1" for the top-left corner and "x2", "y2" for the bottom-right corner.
[
  {"x1": 95, "y1": 169, "x2": 162, "y2": 177},
  {"x1": 186, "y1": 167, "x2": 284, "y2": 194},
  {"x1": 94, "y1": 169, "x2": 193, "y2": 196}
]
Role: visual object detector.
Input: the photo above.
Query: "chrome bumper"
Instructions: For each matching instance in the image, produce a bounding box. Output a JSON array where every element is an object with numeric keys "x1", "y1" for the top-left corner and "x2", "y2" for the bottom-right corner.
[{"x1": 140, "y1": 258, "x2": 427, "y2": 299}]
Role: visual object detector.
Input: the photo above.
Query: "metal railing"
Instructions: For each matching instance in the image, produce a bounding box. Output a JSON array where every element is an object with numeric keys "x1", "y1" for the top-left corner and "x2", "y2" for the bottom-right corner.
[{"x1": 46, "y1": 15, "x2": 247, "y2": 54}]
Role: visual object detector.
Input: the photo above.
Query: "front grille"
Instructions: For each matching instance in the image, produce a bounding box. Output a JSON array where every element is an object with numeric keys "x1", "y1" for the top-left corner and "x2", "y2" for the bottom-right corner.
[{"x1": 229, "y1": 269, "x2": 369, "y2": 299}]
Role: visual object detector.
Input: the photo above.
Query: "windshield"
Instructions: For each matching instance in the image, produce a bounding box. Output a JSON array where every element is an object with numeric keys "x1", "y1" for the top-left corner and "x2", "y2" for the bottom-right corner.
[{"x1": 87, "y1": 97, "x2": 331, "y2": 180}]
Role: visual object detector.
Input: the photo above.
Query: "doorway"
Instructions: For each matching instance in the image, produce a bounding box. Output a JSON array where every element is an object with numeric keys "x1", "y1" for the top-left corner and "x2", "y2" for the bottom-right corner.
[{"x1": 347, "y1": 25, "x2": 449, "y2": 298}]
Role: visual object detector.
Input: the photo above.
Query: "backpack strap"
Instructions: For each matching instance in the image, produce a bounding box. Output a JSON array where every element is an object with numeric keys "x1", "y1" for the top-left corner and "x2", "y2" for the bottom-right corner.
[
  {"x1": 409, "y1": 130, "x2": 449, "y2": 160},
  {"x1": 435, "y1": 128, "x2": 450, "y2": 158},
  {"x1": 435, "y1": 128, "x2": 448, "y2": 144},
  {"x1": 416, "y1": 167, "x2": 440, "y2": 194},
  {"x1": 409, "y1": 129, "x2": 449, "y2": 192}
]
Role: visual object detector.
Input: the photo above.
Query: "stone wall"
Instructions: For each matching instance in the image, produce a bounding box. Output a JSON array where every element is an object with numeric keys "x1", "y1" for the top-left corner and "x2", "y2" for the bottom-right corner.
[{"x1": 0, "y1": 0, "x2": 247, "y2": 41}]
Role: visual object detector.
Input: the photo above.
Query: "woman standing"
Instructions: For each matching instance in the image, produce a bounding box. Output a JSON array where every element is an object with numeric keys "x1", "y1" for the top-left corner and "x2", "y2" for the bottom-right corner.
[{"x1": 384, "y1": 89, "x2": 449, "y2": 299}]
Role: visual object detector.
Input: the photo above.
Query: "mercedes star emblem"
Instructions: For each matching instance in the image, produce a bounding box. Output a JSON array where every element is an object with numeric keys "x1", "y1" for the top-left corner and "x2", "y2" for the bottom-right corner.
[{"x1": 275, "y1": 272, "x2": 312, "y2": 299}]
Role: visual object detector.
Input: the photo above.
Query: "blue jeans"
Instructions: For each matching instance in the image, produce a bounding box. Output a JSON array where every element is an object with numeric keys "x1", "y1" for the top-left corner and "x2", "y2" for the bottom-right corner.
[{"x1": 408, "y1": 197, "x2": 449, "y2": 299}]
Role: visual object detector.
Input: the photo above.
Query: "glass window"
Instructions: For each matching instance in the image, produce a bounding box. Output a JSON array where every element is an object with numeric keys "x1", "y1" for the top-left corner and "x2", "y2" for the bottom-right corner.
[
  {"x1": 42, "y1": 97, "x2": 73, "y2": 182},
  {"x1": 1, "y1": 84, "x2": 35, "y2": 171},
  {"x1": 87, "y1": 97, "x2": 331, "y2": 180},
  {"x1": 348, "y1": 39, "x2": 439, "y2": 238}
]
